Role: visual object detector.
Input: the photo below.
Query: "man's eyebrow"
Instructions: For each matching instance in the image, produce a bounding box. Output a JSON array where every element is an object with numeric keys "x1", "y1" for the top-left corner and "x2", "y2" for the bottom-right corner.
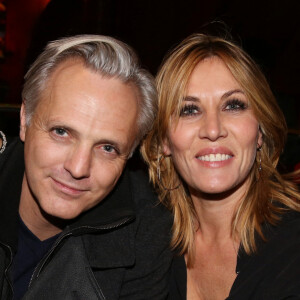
[
  {"x1": 97, "y1": 138, "x2": 122, "y2": 149},
  {"x1": 47, "y1": 121, "x2": 79, "y2": 137},
  {"x1": 221, "y1": 89, "x2": 245, "y2": 99},
  {"x1": 48, "y1": 120, "x2": 128, "y2": 152},
  {"x1": 97, "y1": 138, "x2": 132, "y2": 156}
]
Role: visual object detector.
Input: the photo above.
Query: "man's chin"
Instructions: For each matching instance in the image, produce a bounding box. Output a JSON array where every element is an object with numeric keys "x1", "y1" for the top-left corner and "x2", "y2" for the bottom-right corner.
[{"x1": 39, "y1": 204, "x2": 84, "y2": 225}]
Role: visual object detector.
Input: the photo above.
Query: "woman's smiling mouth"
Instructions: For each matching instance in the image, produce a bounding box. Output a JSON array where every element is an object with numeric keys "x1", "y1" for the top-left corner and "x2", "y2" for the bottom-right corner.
[{"x1": 196, "y1": 153, "x2": 233, "y2": 162}]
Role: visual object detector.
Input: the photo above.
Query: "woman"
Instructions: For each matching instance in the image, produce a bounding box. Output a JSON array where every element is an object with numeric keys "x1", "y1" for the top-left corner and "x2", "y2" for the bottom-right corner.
[{"x1": 142, "y1": 34, "x2": 300, "y2": 299}]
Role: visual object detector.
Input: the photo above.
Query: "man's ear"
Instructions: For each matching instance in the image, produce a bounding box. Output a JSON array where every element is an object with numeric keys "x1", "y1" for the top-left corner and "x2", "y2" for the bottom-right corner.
[{"x1": 20, "y1": 102, "x2": 27, "y2": 142}]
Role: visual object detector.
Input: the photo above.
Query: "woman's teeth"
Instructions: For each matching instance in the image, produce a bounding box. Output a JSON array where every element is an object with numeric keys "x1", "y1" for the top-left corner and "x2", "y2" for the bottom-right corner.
[{"x1": 197, "y1": 154, "x2": 232, "y2": 162}]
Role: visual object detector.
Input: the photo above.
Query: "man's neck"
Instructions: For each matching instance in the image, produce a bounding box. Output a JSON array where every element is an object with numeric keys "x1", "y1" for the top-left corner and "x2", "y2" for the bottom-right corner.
[{"x1": 19, "y1": 175, "x2": 64, "y2": 241}]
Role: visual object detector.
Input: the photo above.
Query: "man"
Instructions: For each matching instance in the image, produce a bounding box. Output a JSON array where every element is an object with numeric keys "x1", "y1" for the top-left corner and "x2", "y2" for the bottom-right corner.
[
  {"x1": 0, "y1": 131, "x2": 5, "y2": 154},
  {"x1": 0, "y1": 35, "x2": 171, "y2": 299}
]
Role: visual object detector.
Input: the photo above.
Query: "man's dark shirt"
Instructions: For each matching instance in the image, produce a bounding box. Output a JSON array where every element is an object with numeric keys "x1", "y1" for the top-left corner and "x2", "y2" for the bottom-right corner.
[{"x1": 12, "y1": 217, "x2": 58, "y2": 300}]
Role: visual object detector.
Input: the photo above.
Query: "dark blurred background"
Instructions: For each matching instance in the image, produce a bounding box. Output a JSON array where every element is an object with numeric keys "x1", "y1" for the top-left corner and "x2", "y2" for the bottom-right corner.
[{"x1": 0, "y1": 0, "x2": 299, "y2": 171}]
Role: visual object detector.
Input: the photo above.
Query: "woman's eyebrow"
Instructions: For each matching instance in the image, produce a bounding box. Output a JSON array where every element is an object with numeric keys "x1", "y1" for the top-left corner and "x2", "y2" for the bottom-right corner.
[
  {"x1": 182, "y1": 96, "x2": 199, "y2": 102},
  {"x1": 221, "y1": 89, "x2": 245, "y2": 99}
]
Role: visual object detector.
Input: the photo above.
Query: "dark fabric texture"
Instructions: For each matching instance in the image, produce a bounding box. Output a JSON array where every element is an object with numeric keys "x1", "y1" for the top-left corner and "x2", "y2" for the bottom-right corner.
[
  {"x1": 12, "y1": 217, "x2": 58, "y2": 300},
  {"x1": 0, "y1": 137, "x2": 173, "y2": 300},
  {"x1": 168, "y1": 211, "x2": 300, "y2": 300}
]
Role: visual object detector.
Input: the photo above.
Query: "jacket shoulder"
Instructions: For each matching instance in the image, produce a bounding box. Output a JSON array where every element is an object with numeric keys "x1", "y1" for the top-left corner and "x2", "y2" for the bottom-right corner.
[
  {"x1": 127, "y1": 166, "x2": 162, "y2": 209},
  {"x1": 119, "y1": 165, "x2": 173, "y2": 299},
  {"x1": 0, "y1": 136, "x2": 24, "y2": 173}
]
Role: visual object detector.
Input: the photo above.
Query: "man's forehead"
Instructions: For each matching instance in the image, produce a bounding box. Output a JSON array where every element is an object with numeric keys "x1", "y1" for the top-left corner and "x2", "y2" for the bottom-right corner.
[
  {"x1": 40, "y1": 58, "x2": 138, "y2": 104},
  {"x1": 46, "y1": 58, "x2": 99, "y2": 89},
  {"x1": 33, "y1": 59, "x2": 139, "y2": 151}
]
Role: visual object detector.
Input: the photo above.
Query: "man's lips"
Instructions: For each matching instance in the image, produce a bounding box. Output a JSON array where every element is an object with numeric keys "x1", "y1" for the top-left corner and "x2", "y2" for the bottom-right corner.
[{"x1": 51, "y1": 178, "x2": 89, "y2": 194}]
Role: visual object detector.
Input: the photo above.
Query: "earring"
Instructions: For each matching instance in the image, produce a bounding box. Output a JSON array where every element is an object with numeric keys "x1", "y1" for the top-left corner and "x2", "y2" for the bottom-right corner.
[
  {"x1": 0, "y1": 131, "x2": 7, "y2": 154},
  {"x1": 257, "y1": 145, "x2": 262, "y2": 172},
  {"x1": 157, "y1": 155, "x2": 180, "y2": 191}
]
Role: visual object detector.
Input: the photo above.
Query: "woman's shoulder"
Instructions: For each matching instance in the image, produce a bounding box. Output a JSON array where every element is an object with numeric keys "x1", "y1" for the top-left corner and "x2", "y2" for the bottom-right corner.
[
  {"x1": 259, "y1": 208, "x2": 300, "y2": 258},
  {"x1": 267, "y1": 208, "x2": 300, "y2": 238},
  {"x1": 168, "y1": 254, "x2": 187, "y2": 300},
  {"x1": 230, "y1": 209, "x2": 300, "y2": 299}
]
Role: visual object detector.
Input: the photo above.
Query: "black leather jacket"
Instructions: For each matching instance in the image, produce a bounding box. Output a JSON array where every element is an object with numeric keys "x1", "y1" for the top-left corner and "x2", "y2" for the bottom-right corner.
[{"x1": 0, "y1": 137, "x2": 172, "y2": 299}]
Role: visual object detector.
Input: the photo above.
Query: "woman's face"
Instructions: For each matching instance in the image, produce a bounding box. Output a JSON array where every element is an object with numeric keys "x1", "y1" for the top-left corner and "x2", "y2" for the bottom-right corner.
[{"x1": 163, "y1": 57, "x2": 262, "y2": 198}]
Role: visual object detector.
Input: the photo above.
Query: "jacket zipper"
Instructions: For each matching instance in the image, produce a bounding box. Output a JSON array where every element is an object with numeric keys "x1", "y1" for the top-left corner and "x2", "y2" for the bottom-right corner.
[
  {"x1": 28, "y1": 215, "x2": 134, "y2": 288},
  {"x1": 0, "y1": 242, "x2": 14, "y2": 299}
]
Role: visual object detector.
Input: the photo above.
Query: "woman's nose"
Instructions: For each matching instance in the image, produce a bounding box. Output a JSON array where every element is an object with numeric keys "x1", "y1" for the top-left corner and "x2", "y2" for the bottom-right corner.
[{"x1": 198, "y1": 111, "x2": 227, "y2": 141}]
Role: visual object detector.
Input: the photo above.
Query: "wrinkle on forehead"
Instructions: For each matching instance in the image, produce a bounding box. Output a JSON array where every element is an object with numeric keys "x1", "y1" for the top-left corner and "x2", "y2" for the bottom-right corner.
[{"x1": 31, "y1": 59, "x2": 139, "y2": 149}]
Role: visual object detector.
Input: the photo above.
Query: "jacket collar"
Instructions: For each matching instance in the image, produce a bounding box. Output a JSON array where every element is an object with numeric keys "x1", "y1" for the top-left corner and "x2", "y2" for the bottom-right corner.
[
  {"x1": 0, "y1": 137, "x2": 136, "y2": 252},
  {"x1": 0, "y1": 137, "x2": 24, "y2": 252}
]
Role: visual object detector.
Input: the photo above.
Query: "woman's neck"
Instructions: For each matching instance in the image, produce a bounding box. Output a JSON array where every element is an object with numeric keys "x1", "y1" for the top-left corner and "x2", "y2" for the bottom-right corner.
[
  {"x1": 193, "y1": 197, "x2": 236, "y2": 242},
  {"x1": 190, "y1": 181, "x2": 249, "y2": 242}
]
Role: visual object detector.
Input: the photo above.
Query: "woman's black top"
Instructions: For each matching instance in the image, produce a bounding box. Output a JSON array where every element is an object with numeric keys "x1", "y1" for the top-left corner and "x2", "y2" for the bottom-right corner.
[{"x1": 169, "y1": 210, "x2": 300, "y2": 299}]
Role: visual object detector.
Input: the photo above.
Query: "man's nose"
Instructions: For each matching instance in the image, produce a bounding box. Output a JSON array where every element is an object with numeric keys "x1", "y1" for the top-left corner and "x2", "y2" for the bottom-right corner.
[
  {"x1": 198, "y1": 111, "x2": 227, "y2": 141},
  {"x1": 64, "y1": 145, "x2": 92, "y2": 179}
]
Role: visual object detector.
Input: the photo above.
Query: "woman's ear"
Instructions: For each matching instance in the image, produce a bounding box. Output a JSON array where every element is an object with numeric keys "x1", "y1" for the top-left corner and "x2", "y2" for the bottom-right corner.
[
  {"x1": 20, "y1": 102, "x2": 27, "y2": 142},
  {"x1": 162, "y1": 137, "x2": 172, "y2": 156},
  {"x1": 257, "y1": 126, "x2": 263, "y2": 149}
]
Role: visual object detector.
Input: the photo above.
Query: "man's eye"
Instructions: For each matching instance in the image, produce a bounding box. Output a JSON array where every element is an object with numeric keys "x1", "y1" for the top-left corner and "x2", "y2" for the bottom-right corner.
[
  {"x1": 102, "y1": 145, "x2": 116, "y2": 153},
  {"x1": 53, "y1": 128, "x2": 68, "y2": 136},
  {"x1": 179, "y1": 104, "x2": 199, "y2": 117}
]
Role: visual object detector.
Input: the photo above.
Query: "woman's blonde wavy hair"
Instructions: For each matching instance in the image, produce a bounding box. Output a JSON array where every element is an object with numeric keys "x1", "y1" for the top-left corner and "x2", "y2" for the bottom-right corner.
[{"x1": 141, "y1": 33, "x2": 300, "y2": 266}]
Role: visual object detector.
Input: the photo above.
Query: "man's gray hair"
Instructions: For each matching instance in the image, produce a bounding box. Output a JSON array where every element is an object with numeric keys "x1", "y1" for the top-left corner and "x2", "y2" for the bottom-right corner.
[{"x1": 22, "y1": 35, "x2": 157, "y2": 150}]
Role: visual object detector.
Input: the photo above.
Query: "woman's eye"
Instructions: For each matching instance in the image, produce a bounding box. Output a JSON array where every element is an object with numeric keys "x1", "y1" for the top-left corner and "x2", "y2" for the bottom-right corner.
[
  {"x1": 180, "y1": 104, "x2": 199, "y2": 117},
  {"x1": 53, "y1": 128, "x2": 68, "y2": 137},
  {"x1": 224, "y1": 99, "x2": 247, "y2": 111}
]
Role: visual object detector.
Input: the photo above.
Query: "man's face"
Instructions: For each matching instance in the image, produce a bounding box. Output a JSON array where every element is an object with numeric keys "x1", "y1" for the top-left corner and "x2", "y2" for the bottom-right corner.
[{"x1": 20, "y1": 59, "x2": 139, "y2": 221}]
